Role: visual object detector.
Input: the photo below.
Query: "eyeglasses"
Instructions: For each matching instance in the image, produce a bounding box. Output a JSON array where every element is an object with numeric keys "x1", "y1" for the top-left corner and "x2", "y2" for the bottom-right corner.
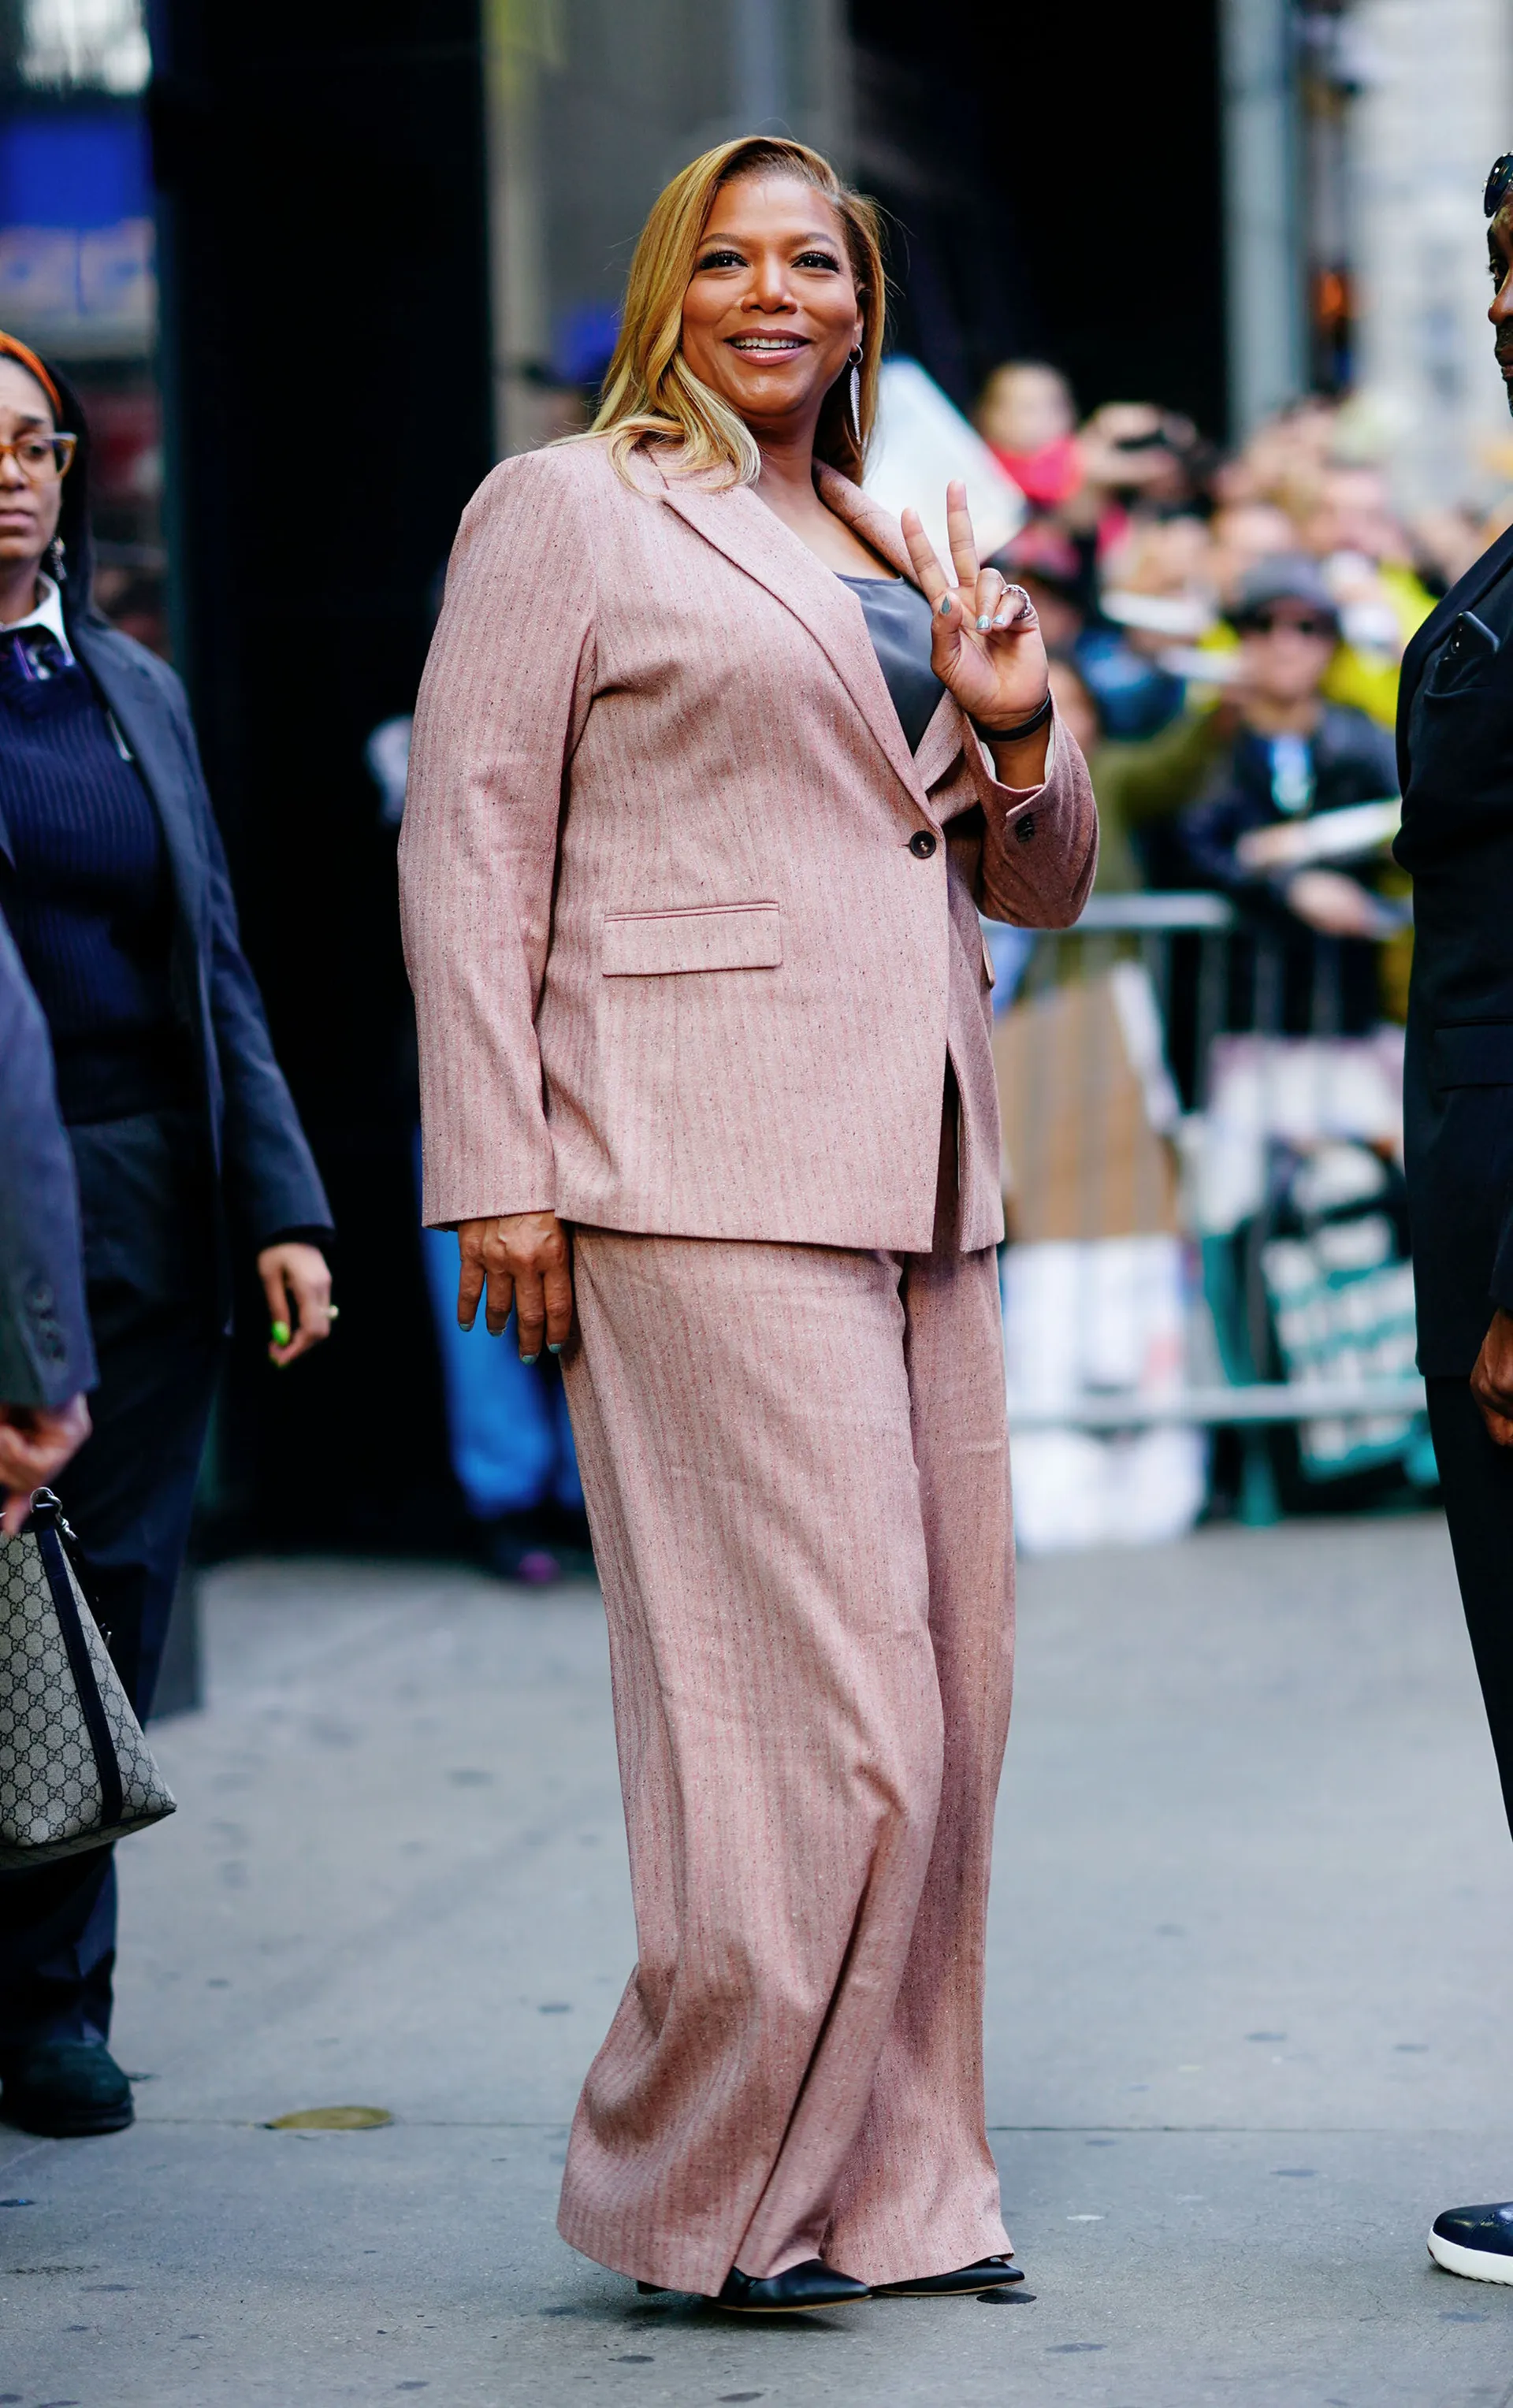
[
  {"x1": 1240, "y1": 611, "x2": 1335, "y2": 641},
  {"x1": 0, "y1": 432, "x2": 76, "y2": 484},
  {"x1": 1487, "y1": 154, "x2": 1513, "y2": 218}
]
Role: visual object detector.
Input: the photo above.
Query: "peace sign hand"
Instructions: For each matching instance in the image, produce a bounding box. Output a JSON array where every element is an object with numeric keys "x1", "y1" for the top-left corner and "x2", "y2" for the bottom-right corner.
[{"x1": 901, "y1": 480, "x2": 1050, "y2": 737}]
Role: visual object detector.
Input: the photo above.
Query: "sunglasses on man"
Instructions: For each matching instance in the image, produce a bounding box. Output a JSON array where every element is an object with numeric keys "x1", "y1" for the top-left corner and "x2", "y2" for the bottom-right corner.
[{"x1": 1235, "y1": 609, "x2": 1336, "y2": 641}]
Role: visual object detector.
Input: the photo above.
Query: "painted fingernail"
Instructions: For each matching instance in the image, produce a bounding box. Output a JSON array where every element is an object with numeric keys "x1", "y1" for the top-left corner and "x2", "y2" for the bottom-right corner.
[
  {"x1": 548, "y1": 1341, "x2": 563, "y2": 1354},
  {"x1": 976, "y1": 613, "x2": 992, "y2": 632},
  {"x1": 993, "y1": 611, "x2": 1010, "y2": 628},
  {"x1": 520, "y1": 1351, "x2": 540, "y2": 1366},
  {"x1": 270, "y1": 1320, "x2": 290, "y2": 1347},
  {"x1": 938, "y1": 594, "x2": 953, "y2": 616}
]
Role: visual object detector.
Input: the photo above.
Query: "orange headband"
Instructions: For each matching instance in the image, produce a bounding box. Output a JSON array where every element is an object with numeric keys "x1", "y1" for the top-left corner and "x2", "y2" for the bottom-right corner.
[{"x1": 0, "y1": 331, "x2": 61, "y2": 418}]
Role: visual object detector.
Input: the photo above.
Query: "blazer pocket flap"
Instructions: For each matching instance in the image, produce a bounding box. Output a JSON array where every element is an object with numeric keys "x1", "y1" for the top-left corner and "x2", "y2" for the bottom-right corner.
[
  {"x1": 602, "y1": 903, "x2": 783, "y2": 977},
  {"x1": 1431, "y1": 1022, "x2": 1513, "y2": 1087}
]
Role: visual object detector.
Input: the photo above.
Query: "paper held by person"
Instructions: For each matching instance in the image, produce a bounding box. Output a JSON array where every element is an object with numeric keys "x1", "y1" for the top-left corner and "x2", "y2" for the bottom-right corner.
[
  {"x1": 864, "y1": 357, "x2": 1027, "y2": 567},
  {"x1": 1236, "y1": 797, "x2": 1401, "y2": 874}
]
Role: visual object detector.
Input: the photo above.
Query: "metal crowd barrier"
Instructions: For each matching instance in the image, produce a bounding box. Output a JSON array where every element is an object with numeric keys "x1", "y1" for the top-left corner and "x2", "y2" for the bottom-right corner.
[{"x1": 998, "y1": 894, "x2": 1426, "y2": 1436}]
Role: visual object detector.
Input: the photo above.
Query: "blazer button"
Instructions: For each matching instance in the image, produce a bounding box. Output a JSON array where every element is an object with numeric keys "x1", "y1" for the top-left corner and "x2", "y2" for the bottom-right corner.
[{"x1": 909, "y1": 830, "x2": 937, "y2": 859}]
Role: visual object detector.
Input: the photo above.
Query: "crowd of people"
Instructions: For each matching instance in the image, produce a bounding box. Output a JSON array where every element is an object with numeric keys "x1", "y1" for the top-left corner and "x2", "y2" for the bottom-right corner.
[{"x1": 975, "y1": 364, "x2": 1502, "y2": 1022}]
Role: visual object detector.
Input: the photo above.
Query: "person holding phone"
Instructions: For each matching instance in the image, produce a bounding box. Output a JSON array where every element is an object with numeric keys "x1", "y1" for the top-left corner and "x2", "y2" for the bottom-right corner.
[{"x1": 400, "y1": 137, "x2": 1095, "y2": 2311}]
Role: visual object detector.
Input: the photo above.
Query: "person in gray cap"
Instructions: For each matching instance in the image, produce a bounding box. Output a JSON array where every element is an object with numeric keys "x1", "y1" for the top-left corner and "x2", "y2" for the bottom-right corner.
[
  {"x1": 1170, "y1": 550, "x2": 1400, "y2": 1032},
  {"x1": 1397, "y1": 152, "x2": 1513, "y2": 2287}
]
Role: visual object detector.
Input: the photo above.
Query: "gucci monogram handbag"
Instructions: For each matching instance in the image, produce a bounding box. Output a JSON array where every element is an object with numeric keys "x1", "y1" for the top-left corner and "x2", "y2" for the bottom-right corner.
[{"x1": 0, "y1": 1488, "x2": 176, "y2": 1867}]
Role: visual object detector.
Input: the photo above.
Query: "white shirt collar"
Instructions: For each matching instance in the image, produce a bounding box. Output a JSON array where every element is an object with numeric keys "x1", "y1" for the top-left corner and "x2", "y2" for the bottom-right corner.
[{"x1": 0, "y1": 572, "x2": 73, "y2": 663}]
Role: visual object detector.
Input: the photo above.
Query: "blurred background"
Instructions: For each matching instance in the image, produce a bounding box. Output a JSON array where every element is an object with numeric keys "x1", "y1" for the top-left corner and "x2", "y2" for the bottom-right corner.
[{"x1": 4, "y1": 0, "x2": 1508, "y2": 1571}]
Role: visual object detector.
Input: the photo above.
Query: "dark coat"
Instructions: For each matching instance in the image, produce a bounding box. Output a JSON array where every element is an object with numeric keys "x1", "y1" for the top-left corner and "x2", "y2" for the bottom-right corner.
[
  {"x1": 1393, "y1": 518, "x2": 1513, "y2": 1373},
  {"x1": 1176, "y1": 704, "x2": 1400, "y2": 901},
  {"x1": 0, "y1": 915, "x2": 95, "y2": 1408},
  {"x1": 0, "y1": 608, "x2": 333, "y2": 1324},
  {"x1": 1168, "y1": 702, "x2": 1398, "y2": 1040}
]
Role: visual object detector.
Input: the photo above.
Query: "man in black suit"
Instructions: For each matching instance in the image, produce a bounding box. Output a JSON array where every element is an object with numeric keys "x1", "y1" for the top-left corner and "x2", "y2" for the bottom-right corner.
[
  {"x1": 1399, "y1": 154, "x2": 1513, "y2": 2287},
  {"x1": 0, "y1": 914, "x2": 92, "y2": 1524}
]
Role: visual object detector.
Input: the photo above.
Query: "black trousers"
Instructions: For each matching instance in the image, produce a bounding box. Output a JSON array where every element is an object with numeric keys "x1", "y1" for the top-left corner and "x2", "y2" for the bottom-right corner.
[
  {"x1": 0, "y1": 1109, "x2": 222, "y2": 2053},
  {"x1": 1426, "y1": 1375, "x2": 1513, "y2": 1844}
]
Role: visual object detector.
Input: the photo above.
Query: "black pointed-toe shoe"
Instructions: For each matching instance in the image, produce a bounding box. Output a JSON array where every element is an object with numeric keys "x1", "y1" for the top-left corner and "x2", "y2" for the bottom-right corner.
[
  {"x1": 0, "y1": 2039, "x2": 134, "y2": 2138},
  {"x1": 711, "y1": 2260, "x2": 871, "y2": 2313},
  {"x1": 1429, "y1": 2202, "x2": 1513, "y2": 2284},
  {"x1": 875, "y1": 2254, "x2": 1025, "y2": 2298}
]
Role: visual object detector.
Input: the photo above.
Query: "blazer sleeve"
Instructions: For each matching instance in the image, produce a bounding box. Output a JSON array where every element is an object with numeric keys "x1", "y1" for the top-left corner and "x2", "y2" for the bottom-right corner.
[
  {"x1": 201, "y1": 801, "x2": 336, "y2": 1247},
  {"x1": 0, "y1": 918, "x2": 96, "y2": 1409},
  {"x1": 967, "y1": 708, "x2": 1099, "y2": 928},
  {"x1": 158, "y1": 671, "x2": 334, "y2": 1250},
  {"x1": 398, "y1": 451, "x2": 597, "y2": 1228}
]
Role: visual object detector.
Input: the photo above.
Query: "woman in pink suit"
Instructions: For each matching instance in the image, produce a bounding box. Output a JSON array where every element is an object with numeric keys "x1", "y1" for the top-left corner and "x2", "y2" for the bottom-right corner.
[{"x1": 399, "y1": 136, "x2": 1097, "y2": 2312}]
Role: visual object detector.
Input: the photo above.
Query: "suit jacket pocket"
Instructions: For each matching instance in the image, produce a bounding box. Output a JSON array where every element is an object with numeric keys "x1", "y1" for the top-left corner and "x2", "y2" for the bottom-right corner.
[
  {"x1": 1424, "y1": 610, "x2": 1500, "y2": 698},
  {"x1": 601, "y1": 902, "x2": 783, "y2": 976},
  {"x1": 1430, "y1": 1021, "x2": 1513, "y2": 1087}
]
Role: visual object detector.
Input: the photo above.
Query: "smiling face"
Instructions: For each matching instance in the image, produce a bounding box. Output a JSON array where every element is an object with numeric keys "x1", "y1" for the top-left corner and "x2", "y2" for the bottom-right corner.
[
  {"x1": 678, "y1": 172, "x2": 863, "y2": 448},
  {"x1": 1491, "y1": 206, "x2": 1513, "y2": 417}
]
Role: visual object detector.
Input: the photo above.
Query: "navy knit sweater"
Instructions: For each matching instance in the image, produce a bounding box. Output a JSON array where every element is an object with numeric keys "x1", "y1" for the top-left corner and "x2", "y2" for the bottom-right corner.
[{"x1": 0, "y1": 632, "x2": 194, "y2": 1124}]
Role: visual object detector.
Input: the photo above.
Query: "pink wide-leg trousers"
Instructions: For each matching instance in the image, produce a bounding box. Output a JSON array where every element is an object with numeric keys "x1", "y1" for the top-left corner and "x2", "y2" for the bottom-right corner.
[{"x1": 556, "y1": 1185, "x2": 1013, "y2": 2294}]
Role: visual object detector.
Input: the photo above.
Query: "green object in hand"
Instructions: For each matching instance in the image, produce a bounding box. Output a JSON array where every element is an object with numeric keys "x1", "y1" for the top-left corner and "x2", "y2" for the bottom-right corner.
[{"x1": 270, "y1": 1319, "x2": 291, "y2": 1347}]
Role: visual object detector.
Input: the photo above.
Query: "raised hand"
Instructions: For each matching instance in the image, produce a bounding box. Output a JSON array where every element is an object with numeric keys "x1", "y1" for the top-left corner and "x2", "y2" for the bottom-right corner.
[{"x1": 900, "y1": 480, "x2": 1050, "y2": 736}]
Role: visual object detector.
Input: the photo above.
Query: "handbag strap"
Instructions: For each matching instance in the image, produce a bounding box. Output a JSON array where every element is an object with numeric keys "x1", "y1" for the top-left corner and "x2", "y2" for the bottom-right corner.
[{"x1": 30, "y1": 1497, "x2": 125, "y2": 1830}]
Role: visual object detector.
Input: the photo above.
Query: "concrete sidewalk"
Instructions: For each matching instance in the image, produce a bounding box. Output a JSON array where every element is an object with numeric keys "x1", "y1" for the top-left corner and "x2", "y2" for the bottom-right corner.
[{"x1": 4, "y1": 1514, "x2": 1513, "y2": 2406}]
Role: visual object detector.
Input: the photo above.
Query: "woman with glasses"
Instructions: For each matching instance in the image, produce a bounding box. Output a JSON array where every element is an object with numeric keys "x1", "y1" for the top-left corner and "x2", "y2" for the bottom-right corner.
[
  {"x1": 401, "y1": 139, "x2": 1096, "y2": 2311},
  {"x1": 0, "y1": 331, "x2": 334, "y2": 2141}
]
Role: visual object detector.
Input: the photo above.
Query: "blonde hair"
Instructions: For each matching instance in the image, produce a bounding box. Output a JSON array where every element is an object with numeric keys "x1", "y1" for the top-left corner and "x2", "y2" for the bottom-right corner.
[{"x1": 585, "y1": 135, "x2": 887, "y2": 489}]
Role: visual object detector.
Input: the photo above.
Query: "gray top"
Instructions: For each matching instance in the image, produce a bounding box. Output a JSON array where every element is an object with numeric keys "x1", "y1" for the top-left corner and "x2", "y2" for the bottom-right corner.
[{"x1": 838, "y1": 574, "x2": 945, "y2": 756}]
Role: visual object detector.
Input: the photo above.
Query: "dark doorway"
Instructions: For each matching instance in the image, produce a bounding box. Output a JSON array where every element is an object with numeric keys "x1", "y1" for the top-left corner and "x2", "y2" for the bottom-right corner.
[
  {"x1": 147, "y1": 2, "x2": 493, "y2": 1549},
  {"x1": 849, "y1": 0, "x2": 1227, "y2": 437}
]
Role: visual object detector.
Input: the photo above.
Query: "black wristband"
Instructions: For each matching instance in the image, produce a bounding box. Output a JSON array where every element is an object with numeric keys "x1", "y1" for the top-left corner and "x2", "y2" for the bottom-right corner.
[{"x1": 970, "y1": 689, "x2": 1054, "y2": 745}]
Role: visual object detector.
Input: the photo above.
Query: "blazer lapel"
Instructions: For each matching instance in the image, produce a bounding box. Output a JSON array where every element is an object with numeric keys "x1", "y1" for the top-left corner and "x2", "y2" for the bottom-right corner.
[
  {"x1": 652, "y1": 457, "x2": 931, "y2": 811},
  {"x1": 1398, "y1": 518, "x2": 1513, "y2": 784},
  {"x1": 72, "y1": 622, "x2": 207, "y2": 942},
  {"x1": 818, "y1": 466, "x2": 970, "y2": 793}
]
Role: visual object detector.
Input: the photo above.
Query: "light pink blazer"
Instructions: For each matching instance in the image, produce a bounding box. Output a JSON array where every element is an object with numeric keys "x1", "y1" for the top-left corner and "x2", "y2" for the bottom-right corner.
[{"x1": 399, "y1": 437, "x2": 1097, "y2": 1254}]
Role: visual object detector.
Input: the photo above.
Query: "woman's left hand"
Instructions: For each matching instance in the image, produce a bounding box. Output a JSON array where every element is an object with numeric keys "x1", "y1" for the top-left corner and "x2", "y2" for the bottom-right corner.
[
  {"x1": 257, "y1": 1241, "x2": 334, "y2": 1368},
  {"x1": 901, "y1": 481, "x2": 1050, "y2": 734}
]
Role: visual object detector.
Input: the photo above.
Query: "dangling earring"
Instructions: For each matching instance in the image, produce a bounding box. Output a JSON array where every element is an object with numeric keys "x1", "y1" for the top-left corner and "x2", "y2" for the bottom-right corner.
[
  {"x1": 848, "y1": 344, "x2": 863, "y2": 433},
  {"x1": 46, "y1": 535, "x2": 65, "y2": 585}
]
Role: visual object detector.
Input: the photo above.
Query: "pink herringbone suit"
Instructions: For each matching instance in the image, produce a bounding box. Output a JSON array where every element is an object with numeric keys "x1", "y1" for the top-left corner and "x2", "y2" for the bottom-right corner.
[{"x1": 399, "y1": 435, "x2": 1097, "y2": 2289}]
